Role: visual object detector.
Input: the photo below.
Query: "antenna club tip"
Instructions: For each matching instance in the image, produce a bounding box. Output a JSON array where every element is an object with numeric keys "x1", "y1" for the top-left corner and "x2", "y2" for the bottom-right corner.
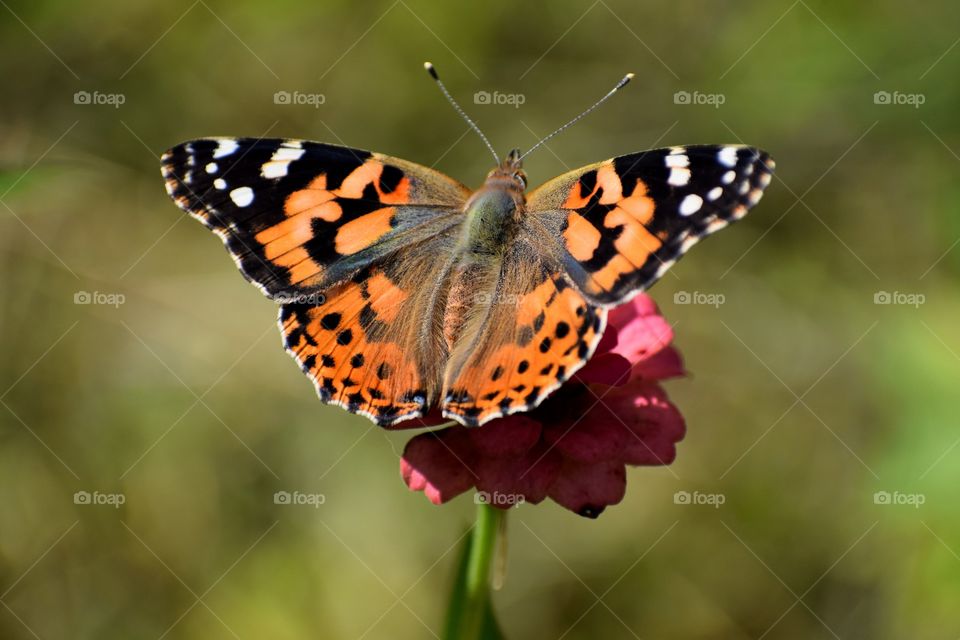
[
  {"x1": 625, "y1": 72, "x2": 635, "y2": 81},
  {"x1": 424, "y1": 62, "x2": 438, "y2": 79}
]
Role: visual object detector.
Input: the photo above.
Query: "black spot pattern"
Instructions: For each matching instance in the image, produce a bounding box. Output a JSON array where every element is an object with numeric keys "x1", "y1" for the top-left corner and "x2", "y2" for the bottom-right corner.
[
  {"x1": 161, "y1": 138, "x2": 374, "y2": 297},
  {"x1": 556, "y1": 145, "x2": 774, "y2": 305}
]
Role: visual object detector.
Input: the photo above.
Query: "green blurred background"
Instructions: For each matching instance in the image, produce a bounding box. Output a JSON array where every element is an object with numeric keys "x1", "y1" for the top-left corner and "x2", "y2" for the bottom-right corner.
[{"x1": 1, "y1": 1, "x2": 959, "y2": 638}]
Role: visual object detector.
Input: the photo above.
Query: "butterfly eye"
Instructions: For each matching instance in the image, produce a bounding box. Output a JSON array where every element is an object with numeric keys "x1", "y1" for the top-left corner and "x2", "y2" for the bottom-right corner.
[{"x1": 513, "y1": 172, "x2": 526, "y2": 188}]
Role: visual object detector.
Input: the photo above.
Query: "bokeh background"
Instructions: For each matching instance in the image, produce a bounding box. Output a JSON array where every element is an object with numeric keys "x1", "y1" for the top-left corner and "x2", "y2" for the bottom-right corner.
[{"x1": 2, "y1": 1, "x2": 959, "y2": 638}]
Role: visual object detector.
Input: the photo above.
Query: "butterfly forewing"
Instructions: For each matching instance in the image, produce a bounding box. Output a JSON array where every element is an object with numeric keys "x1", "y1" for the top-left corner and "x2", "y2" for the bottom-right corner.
[
  {"x1": 526, "y1": 145, "x2": 774, "y2": 306},
  {"x1": 161, "y1": 137, "x2": 469, "y2": 299}
]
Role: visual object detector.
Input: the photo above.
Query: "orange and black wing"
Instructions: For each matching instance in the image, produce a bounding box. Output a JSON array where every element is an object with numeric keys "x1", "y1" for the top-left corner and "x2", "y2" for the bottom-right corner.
[
  {"x1": 526, "y1": 145, "x2": 774, "y2": 306},
  {"x1": 441, "y1": 226, "x2": 607, "y2": 426},
  {"x1": 162, "y1": 137, "x2": 470, "y2": 426},
  {"x1": 161, "y1": 137, "x2": 470, "y2": 300}
]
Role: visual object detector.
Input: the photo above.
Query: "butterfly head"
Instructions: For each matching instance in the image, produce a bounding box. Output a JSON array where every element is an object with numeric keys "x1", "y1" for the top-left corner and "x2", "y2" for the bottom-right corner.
[{"x1": 484, "y1": 148, "x2": 527, "y2": 193}]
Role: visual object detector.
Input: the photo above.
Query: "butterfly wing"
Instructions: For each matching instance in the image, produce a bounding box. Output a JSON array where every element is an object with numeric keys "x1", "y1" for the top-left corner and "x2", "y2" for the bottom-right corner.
[
  {"x1": 161, "y1": 137, "x2": 470, "y2": 299},
  {"x1": 440, "y1": 145, "x2": 774, "y2": 426},
  {"x1": 162, "y1": 137, "x2": 470, "y2": 426},
  {"x1": 525, "y1": 145, "x2": 774, "y2": 305},
  {"x1": 441, "y1": 223, "x2": 607, "y2": 426},
  {"x1": 280, "y1": 232, "x2": 462, "y2": 426}
]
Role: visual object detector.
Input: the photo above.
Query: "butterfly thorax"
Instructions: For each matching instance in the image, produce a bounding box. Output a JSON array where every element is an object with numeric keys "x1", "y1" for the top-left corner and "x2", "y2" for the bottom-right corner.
[{"x1": 459, "y1": 149, "x2": 527, "y2": 256}]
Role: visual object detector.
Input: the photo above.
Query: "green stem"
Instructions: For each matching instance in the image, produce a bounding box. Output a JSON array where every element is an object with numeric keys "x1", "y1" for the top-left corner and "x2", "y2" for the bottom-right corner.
[{"x1": 444, "y1": 502, "x2": 506, "y2": 640}]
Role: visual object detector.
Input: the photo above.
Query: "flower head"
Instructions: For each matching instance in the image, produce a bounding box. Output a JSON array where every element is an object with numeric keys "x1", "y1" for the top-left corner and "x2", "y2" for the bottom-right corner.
[{"x1": 400, "y1": 294, "x2": 686, "y2": 517}]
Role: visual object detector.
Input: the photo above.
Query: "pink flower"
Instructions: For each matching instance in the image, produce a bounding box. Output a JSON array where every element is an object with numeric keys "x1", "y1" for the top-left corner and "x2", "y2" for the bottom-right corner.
[{"x1": 400, "y1": 294, "x2": 686, "y2": 517}]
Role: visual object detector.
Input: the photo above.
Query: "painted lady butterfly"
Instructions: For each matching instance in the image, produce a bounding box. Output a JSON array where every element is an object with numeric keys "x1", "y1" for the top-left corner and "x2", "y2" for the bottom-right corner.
[{"x1": 161, "y1": 64, "x2": 774, "y2": 427}]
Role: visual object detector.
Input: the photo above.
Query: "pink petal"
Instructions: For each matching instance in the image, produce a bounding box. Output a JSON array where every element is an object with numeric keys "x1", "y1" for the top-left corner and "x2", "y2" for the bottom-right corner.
[
  {"x1": 541, "y1": 406, "x2": 629, "y2": 464},
  {"x1": 574, "y1": 352, "x2": 633, "y2": 386},
  {"x1": 611, "y1": 313, "x2": 674, "y2": 364},
  {"x1": 547, "y1": 459, "x2": 626, "y2": 518},
  {"x1": 539, "y1": 381, "x2": 684, "y2": 467},
  {"x1": 614, "y1": 383, "x2": 686, "y2": 466},
  {"x1": 400, "y1": 428, "x2": 477, "y2": 504},
  {"x1": 608, "y1": 294, "x2": 660, "y2": 329},
  {"x1": 476, "y1": 441, "x2": 562, "y2": 505},
  {"x1": 467, "y1": 415, "x2": 542, "y2": 456},
  {"x1": 633, "y1": 346, "x2": 686, "y2": 381}
]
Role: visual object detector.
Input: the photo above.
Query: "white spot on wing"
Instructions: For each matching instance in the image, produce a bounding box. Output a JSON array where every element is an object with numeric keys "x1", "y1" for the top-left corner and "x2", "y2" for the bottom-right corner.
[
  {"x1": 704, "y1": 219, "x2": 729, "y2": 234},
  {"x1": 679, "y1": 235, "x2": 699, "y2": 253},
  {"x1": 274, "y1": 145, "x2": 304, "y2": 160},
  {"x1": 718, "y1": 146, "x2": 739, "y2": 167},
  {"x1": 722, "y1": 170, "x2": 736, "y2": 184},
  {"x1": 707, "y1": 186, "x2": 723, "y2": 201},
  {"x1": 668, "y1": 167, "x2": 691, "y2": 186},
  {"x1": 213, "y1": 139, "x2": 239, "y2": 158},
  {"x1": 665, "y1": 154, "x2": 689, "y2": 168},
  {"x1": 230, "y1": 186, "x2": 254, "y2": 207},
  {"x1": 679, "y1": 194, "x2": 703, "y2": 216},
  {"x1": 214, "y1": 178, "x2": 227, "y2": 190},
  {"x1": 205, "y1": 162, "x2": 218, "y2": 174},
  {"x1": 261, "y1": 145, "x2": 306, "y2": 179}
]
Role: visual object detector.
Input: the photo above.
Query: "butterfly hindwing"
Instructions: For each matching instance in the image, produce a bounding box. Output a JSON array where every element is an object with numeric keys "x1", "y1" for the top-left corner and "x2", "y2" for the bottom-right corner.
[
  {"x1": 526, "y1": 145, "x2": 774, "y2": 305},
  {"x1": 161, "y1": 137, "x2": 469, "y2": 300},
  {"x1": 441, "y1": 227, "x2": 607, "y2": 426},
  {"x1": 280, "y1": 229, "x2": 462, "y2": 426}
]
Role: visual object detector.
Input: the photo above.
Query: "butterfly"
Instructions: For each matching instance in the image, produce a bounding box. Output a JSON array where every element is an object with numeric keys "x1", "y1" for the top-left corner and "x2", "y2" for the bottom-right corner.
[{"x1": 161, "y1": 64, "x2": 774, "y2": 428}]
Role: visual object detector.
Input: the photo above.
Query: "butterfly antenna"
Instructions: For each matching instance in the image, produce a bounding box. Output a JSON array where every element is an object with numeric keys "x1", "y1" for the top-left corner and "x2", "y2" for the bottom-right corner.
[
  {"x1": 424, "y1": 62, "x2": 500, "y2": 164},
  {"x1": 520, "y1": 73, "x2": 634, "y2": 161}
]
